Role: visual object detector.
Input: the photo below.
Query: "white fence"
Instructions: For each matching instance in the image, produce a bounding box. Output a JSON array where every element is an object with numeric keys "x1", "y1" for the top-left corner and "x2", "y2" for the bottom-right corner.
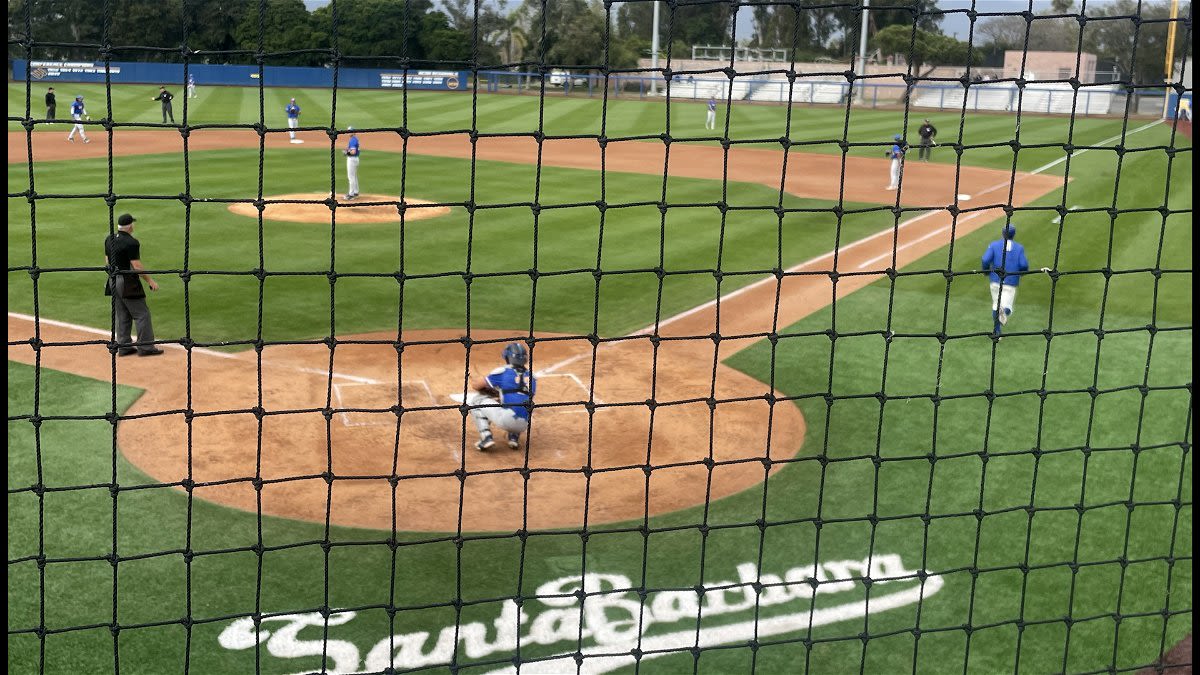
[
  {"x1": 661, "y1": 76, "x2": 1119, "y2": 115},
  {"x1": 481, "y1": 71, "x2": 1126, "y2": 115}
]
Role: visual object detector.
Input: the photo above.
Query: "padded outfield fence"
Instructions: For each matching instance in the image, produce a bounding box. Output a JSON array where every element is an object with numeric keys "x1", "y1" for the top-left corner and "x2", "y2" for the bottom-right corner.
[
  {"x1": 6, "y1": 0, "x2": 1194, "y2": 674},
  {"x1": 14, "y1": 56, "x2": 1191, "y2": 117}
]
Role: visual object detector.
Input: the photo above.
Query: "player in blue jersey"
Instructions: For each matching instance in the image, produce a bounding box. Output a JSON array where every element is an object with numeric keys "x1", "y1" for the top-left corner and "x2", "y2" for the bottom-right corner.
[
  {"x1": 885, "y1": 134, "x2": 906, "y2": 190},
  {"x1": 981, "y1": 224, "x2": 1050, "y2": 339},
  {"x1": 187, "y1": 73, "x2": 196, "y2": 99},
  {"x1": 67, "y1": 95, "x2": 90, "y2": 143},
  {"x1": 285, "y1": 98, "x2": 302, "y2": 143},
  {"x1": 343, "y1": 127, "x2": 360, "y2": 200},
  {"x1": 705, "y1": 97, "x2": 717, "y2": 130},
  {"x1": 468, "y1": 343, "x2": 537, "y2": 451}
]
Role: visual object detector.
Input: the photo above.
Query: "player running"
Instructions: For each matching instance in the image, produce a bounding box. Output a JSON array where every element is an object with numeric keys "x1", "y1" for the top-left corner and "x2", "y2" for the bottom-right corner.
[
  {"x1": 981, "y1": 223, "x2": 1050, "y2": 340},
  {"x1": 468, "y1": 343, "x2": 536, "y2": 451},
  {"x1": 286, "y1": 98, "x2": 302, "y2": 143},
  {"x1": 67, "y1": 95, "x2": 90, "y2": 143}
]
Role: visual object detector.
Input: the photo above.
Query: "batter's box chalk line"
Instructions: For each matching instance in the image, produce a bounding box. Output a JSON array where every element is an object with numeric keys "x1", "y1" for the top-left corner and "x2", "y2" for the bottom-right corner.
[
  {"x1": 447, "y1": 371, "x2": 600, "y2": 413},
  {"x1": 333, "y1": 379, "x2": 436, "y2": 427}
]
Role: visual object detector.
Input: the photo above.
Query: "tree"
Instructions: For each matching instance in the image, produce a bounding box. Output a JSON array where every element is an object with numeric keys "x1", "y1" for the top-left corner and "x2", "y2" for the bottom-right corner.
[
  {"x1": 418, "y1": 10, "x2": 472, "y2": 64},
  {"x1": 8, "y1": 0, "x2": 105, "y2": 60},
  {"x1": 514, "y1": 0, "x2": 605, "y2": 68},
  {"x1": 873, "y1": 23, "x2": 968, "y2": 74},
  {"x1": 441, "y1": 0, "x2": 506, "y2": 65},
  {"x1": 235, "y1": 0, "x2": 326, "y2": 66},
  {"x1": 616, "y1": 0, "x2": 732, "y2": 52},
  {"x1": 1083, "y1": 0, "x2": 1192, "y2": 84},
  {"x1": 310, "y1": 0, "x2": 432, "y2": 67},
  {"x1": 976, "y1": 0, "x2": 1192, "y2": 84},
  {"x1": 186, "y1": 0, "x2": 251, "y2": 56}
]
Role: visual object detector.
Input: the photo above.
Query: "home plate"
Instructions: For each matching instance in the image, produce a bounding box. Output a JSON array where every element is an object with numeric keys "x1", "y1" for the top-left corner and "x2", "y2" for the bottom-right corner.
[{"x1": 957, "y1": 193, "x2": 972, "y2": 201}]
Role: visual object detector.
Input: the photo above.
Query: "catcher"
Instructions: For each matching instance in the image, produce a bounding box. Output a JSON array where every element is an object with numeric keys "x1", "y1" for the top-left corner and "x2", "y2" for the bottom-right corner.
[{"x1": 468, "y1": 343, "x2": 536, "y2": 451}]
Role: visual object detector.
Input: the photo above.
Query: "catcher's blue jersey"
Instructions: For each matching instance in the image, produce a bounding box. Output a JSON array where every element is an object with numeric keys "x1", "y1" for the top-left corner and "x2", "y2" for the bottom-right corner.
[{"x1": 486, "y1": 366, "x2": 536, "y2": 420}]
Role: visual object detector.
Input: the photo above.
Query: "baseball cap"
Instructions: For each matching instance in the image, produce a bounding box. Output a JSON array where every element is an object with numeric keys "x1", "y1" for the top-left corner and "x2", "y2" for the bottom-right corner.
[
  {"x1": 347, "y1": 126, "x2": 354, "y2": 131},
  {"x1": 117, "y1": 214, "x2": 136, "y2": 227},
  {"x1": 76, "y1": 95, "x2": 84, "y2": 99},
  {"x1": 894, "y1": 134, "x2": 902, "y2": 140},
  {"x1": 1003, "y1": 224, "x2": 1017, "y2": 239}
]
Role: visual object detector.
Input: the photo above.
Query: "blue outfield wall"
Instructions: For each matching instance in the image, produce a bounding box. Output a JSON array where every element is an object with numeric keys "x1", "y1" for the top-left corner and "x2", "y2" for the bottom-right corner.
[{"x1": 12, "y1": 59, "x2": 470, "y2": 91}]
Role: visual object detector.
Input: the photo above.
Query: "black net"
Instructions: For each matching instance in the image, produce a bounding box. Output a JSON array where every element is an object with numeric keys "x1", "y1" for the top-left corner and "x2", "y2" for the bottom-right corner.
[{"x1": 7, "y1": 0, "x2": 1193, "y2": 673}]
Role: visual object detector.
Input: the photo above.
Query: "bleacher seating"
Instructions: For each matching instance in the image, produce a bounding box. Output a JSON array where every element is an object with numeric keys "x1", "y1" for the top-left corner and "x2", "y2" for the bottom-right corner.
[
  {"x1": 912, "y1": 82, "x2": 1117, "y2": 115},
  {"x1": 664, "y1": 77, "x2": 1116, "y2": 115}
]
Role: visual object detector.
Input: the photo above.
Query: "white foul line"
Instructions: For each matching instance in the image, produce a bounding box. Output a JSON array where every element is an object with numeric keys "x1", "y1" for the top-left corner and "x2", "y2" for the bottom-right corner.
[
  {"x1": 644, "y1": 118, "x2": 1165, "y2": 328},
  {"x1": 541, "y1": 119, "x2": 1165, "y2": 375},
  {"x1": 8, "y1": 311, "x2": 382, "y2": 384}
]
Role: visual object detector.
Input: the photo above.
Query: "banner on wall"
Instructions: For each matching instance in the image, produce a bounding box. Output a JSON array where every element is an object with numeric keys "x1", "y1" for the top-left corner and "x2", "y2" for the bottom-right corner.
[
  {"x1": 29, "y1": 61, "x2": 121, "y2": 78},
  {"x1": 379, "y1": 70, "x2": 463, "y2": 90}
]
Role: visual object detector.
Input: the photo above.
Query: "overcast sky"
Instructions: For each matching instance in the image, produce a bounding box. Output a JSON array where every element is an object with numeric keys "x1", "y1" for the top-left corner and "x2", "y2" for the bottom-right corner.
[{"x1": 302, "y1": 0, "x2": 1124, "y2": 42}]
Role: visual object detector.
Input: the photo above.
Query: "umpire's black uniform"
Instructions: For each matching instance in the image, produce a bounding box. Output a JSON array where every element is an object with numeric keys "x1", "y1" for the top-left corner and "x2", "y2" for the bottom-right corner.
[
  {"x1": 153, "y1": 88, "x2": 175, "y2": 124},
  {"x1": 918, "y1": 120, "x2": 937, "y2": 161},
  {"x1": 45, "y1": 88, "x2": 56, "y2": 120}
]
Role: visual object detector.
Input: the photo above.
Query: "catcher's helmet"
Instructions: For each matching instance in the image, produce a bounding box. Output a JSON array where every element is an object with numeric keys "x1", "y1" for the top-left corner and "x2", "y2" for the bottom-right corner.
[{"x1": 502, "y1": 343, "x2": 528, "y2": 369}]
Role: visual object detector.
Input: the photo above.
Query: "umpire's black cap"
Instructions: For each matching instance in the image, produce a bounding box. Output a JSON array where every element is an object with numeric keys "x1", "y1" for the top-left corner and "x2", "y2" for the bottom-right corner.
[{"x1": 117, "y1": 214, "x2": 136, "y2": 227}]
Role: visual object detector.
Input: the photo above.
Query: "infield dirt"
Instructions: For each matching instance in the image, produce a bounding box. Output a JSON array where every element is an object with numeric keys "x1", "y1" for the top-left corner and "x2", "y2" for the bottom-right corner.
[{"x1": 7, "y1": 129, "x2": 1065, "y2": 532}]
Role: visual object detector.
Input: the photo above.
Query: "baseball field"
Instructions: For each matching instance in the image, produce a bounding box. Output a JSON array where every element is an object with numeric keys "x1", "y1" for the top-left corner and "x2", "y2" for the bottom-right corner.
[{"x1": 7, "y1": 81, "x2": 1193, "y2": 674}]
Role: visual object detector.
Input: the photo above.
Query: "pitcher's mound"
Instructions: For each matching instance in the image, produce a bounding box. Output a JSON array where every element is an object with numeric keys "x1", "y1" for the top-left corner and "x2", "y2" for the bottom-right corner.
[{"x1": 227, "y1": 193, "x2": 451, "y2": 224}]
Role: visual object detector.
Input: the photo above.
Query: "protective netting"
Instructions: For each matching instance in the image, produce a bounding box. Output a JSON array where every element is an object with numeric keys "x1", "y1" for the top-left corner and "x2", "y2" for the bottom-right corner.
[{"x1": 7, "y1": 0, "x2": 1193, "y2": 673}]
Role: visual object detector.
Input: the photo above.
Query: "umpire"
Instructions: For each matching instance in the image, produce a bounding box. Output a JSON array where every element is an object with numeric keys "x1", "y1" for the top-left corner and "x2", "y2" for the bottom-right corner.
[
  {"x1": 45, "y1": 87, "x2": 56, "y2": 120},
  {"x1": 152, "y1": 86, "x2": 176, "y2": 124},
  {"x1": 917, "y1": 118, "x2": 938, "y2": 161},
  {"x1": 104, "y1": 214, "x2": 163, "y2": 356}
]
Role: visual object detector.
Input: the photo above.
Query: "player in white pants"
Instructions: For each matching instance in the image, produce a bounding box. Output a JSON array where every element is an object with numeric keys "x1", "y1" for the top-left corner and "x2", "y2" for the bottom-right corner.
[
  {"x1": 187, "y1": 74, "x2": 196, "y2": 99},
  {"x1": 343, "y1": 127, "x2": 360, "y2": 199},
  {"x1": 981, "y1": 223, "x2": 1050, "y2": 339},
  {"x1": 285, "y1": 98, "x2": 302, "y2": 143},
  {"x1": 66, "y1": 95, "x2": 89, "y2": 143},
  {"x1": 885, "y1": 134, "x2": 905, "y2": 190},
  {"x1": 705, "y1": 97, "x2": 716, "y2": 130}
]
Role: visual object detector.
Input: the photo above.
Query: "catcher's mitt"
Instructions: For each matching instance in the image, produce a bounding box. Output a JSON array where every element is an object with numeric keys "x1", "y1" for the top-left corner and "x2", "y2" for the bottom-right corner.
[{"x1": 475, "y1": 383, "x2": 500, "y2": 399}]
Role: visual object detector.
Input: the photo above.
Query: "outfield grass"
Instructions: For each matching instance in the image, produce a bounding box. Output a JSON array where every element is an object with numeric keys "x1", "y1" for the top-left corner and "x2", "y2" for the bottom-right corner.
[
  {"x1": 7, "y1": 85, "x2": 1192, "y2": 673},
  {"x1": 8, "y1": 148, "x2": 903, "y2": 341},
  {"x1": 9, "y1": 81, "x2": 1150, "y2": 172}
]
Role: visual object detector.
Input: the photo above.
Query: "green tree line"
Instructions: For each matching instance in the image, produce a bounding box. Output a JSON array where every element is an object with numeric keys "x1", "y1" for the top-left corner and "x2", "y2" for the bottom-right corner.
[{"x1": 7, "y1": 0, "x2": 1189, "y2": 83}]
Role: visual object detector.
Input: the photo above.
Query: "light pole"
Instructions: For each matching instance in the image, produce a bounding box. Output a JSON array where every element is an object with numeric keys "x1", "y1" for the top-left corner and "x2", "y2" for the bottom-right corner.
[
  {"x1": 857, "y1": 0, "x2": 871, "y2": 104},
  {"x1": 1162, "y1": 0, "x2": 1180, "y2": 119},
  {"x1": 650, "y1": 1, "x2": 661, "y2": 96}
]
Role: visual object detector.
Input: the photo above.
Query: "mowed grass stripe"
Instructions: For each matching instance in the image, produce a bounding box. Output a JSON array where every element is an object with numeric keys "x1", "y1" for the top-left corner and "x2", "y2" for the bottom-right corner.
[
  {"x1": 8, "y1": 147, "x2": 899, "y2": 341},
  {"x1": 13, "y1": 82, "x2": 1178, "y2": 174}
]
